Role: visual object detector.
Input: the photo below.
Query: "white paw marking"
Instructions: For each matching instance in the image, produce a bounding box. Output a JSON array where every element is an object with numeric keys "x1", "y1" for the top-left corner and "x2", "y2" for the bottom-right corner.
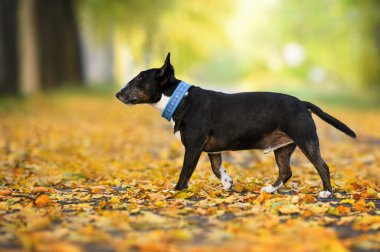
[
  {"x1": 220, "y1": 166, "x2": 233, "y2": 191},
  {"x1": 260, "y1": 182, "x2": 283, "y2": 193},
  {"x1": 318, "y1": 191, "x2": 332, "y2": 198}
]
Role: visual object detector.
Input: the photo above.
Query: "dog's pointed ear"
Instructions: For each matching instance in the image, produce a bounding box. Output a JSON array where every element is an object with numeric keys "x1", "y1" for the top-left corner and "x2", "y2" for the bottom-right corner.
[
  {"x1": 156, "y1": 52, "x2": 174, "y2": 85},
  {"x1": 163, "y1": 52, "x2": 171, "y2": 68}
]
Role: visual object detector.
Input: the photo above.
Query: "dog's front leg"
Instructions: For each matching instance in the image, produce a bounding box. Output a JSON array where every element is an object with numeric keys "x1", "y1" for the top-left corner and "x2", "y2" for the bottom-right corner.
[
  {"x1": 174, "y1": 148, "x2": 202, "y2": 190},
  {"x1": 208, "y1": 153, "x2": 234, "y2": 191}
]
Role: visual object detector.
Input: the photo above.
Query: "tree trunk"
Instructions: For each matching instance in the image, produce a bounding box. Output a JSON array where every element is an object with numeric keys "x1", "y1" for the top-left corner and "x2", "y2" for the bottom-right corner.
[
  {"x1": 0, "y1": 0, "x2": 19, "y2": 95},
  {"x1": 35, "y1": 0, "x2": 83, "y2": 89},
  {"x1": 1, "y1": 0, "x2": 84, "y2": 96},
  {"x1": 18, "y1": 0, "x2": 40, "y2": 95}
]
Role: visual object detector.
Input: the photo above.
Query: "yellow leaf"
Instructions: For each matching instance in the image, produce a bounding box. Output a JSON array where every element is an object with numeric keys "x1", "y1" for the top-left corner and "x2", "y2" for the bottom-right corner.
[
  {"x1": 278, "y1": 204, "x2": 300, "y2": 214},
  {"x1": 154, "y1": 201, "x2": 166, "y2": 207},
  {"x1": 366, "y1": 201, "x2": 376, "y2": 208},
  {"x1": 175, "y1": 191, "x2": 193, "y2": 199},
  {"x1": 149, "y1": 193, "x2": 166, "y2": 201},
  {"x1": 109, "y1": 197, "x2": 121, "y2": 204},
  {"x1": 366, "y1": 187, "x2": 377, "y2": 195},
  {"x1": 168, "y1": 229, "x2": 193, "y2": 241},
  {"x1": 139, "y1": 211, "x2": 166, "y2": 224},
  {"x1": 80, "y1": 194, "x2": 91, "y2": 202},
  {"x1": 340, "y1": 199, "x2": 355, "y2": 204}
]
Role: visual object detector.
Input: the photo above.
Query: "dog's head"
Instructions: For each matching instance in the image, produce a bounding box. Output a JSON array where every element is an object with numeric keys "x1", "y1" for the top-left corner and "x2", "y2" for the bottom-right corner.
[{"x1": 116, "y1": 53, "x2": 175, "y2": 105}]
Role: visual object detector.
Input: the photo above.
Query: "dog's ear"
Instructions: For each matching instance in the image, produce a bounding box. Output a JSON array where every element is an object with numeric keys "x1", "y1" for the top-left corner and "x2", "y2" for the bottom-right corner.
[{"x1": 156, "y1": 52, "x2": 174, "y2": 86}]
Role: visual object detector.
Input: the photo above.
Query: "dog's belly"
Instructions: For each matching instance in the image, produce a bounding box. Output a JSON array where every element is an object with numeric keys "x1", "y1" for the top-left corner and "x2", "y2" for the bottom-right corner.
[{"x1": 203, "y1": 130, "x2": 294, "y2": 153}]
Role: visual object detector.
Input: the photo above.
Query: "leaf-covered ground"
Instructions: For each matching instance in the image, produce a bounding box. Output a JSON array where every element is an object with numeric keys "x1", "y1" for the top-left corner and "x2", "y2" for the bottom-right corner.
[{"x1": 0, "y1": 94, "x2": 379, "y2": 252}]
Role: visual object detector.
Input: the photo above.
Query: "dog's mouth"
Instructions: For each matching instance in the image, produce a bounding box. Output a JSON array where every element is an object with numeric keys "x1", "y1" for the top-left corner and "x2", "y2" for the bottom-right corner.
[{"x1": 124, "y1": 99, "x2": 138, "y2": 105}]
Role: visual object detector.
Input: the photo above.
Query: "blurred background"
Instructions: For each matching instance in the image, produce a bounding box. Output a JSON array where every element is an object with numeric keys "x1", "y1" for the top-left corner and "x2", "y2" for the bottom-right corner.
[{"x1": 0, "y1": 0, "x2": 380, "y2": 105}]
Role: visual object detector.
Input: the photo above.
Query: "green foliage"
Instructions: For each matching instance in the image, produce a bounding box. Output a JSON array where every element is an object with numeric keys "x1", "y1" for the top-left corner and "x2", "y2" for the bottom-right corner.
[
  {"x1": 77, "y1": 0, "x2": 233, "y2": 72},
  {"x1": 274, "y1": 0, "x2": 380, "y2": 90},
  {"x1": 76, "y1": 0, "x2": 380, "y2": 96}
]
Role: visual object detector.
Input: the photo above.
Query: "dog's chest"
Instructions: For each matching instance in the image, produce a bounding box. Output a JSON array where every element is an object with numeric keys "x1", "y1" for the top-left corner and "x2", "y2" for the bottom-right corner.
[
  {"x1": 171, "y1": 121, "x2": 182, "y2": 141},
  {"x1": 152, "y1": 94, "x2": 182, "y2": 142}
]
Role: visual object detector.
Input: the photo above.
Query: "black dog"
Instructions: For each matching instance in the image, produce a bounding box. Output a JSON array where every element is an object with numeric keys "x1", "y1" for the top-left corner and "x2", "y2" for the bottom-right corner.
[{"x1": 116, "y1": 53, "x2": 356, "y2": 198}]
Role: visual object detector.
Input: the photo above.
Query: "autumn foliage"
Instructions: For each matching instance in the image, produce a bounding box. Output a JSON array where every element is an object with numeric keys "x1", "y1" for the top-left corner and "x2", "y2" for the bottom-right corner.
[{"x1": 0, "y1": 95, "x2": 379, "y2": 251}]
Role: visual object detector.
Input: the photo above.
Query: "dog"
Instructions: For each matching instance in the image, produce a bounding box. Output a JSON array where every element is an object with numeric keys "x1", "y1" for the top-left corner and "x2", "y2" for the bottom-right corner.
[{"x1": 116, "y1": 53, "x2": 356, "y2": 198}]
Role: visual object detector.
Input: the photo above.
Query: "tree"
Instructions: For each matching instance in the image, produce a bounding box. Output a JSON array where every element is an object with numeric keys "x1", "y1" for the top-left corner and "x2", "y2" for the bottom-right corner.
[
  {"x1": 0, "y1": 0, "x2": 19, "y2": 94},
  {"x1": 0, "y1": 0, "x2": 83, "y2": 96}
]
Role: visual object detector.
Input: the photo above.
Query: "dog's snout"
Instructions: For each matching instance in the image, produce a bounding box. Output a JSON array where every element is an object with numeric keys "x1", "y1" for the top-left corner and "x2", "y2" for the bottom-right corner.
[{"x1": 116, "y1": 90, "x2": 126, "y2": 101}]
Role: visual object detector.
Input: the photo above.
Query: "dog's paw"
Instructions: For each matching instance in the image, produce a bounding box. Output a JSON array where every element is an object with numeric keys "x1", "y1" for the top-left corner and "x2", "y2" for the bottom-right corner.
[
  {"x1": 260, "y1": 185, "x2": 277, "y2": 193},
  {"x1": 318, "y1": 190, "x2": 332, "y2": 198},
  {"x1": 222, "y1": 179, "x2": 234, "y2": 191},
  {"x1": 260, "y1": 182, "x2": 283, "y2": 193},
  {"x1": 220, "y1": 167, "x2": 234, "y2": 191},
  {"x1": 174, "y1": 184, "x2": 188, "y2": 191}
]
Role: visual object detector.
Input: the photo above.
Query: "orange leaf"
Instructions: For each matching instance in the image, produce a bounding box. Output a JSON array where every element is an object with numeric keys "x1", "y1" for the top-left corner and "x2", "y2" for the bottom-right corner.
[
  {"x1": 353, "y1": 198, "x2": 367, "y2": 212},
  {"x1": 91, "y1": 188, "x2": 103, "y2": 194},
  {"x1": 303, "y1": 209, "x2": 314, "y2": 217},
  {"x1": 0, "y1": 188, "x2": 12, "y2": 196},
  {"x1": 257, "y1": 192, "x2": 271, "y2": 204},
  {"x1": 35, "y1": 194, "x2": 52, "y2": 208},
  {"x1": 360, "y1": 192, "x2": 370, "y2": 199},
  {"x1": 31, "y1": 186, "x2": 50, "y2": 194},
  {"x1": 336, "y1": 205, "x2": 351, "y2": 215},
  {"x1": 353, "y1": 193, "x2": 361, "y2": 200},
  {"x1": 304, "y1": 194, "x2": 316, "y2": 203},
  {"x1": 356, "y1": 198, "x2": 366, "y2": 206},
  {"x1": 233, "y1": 183, "x2": 244, "y2": 192}
]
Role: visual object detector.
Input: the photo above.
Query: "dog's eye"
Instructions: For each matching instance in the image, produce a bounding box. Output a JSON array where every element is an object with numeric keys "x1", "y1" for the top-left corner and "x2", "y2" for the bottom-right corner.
[{"x1": 138, "y1": 76, "x2": 144, "y2": 81}]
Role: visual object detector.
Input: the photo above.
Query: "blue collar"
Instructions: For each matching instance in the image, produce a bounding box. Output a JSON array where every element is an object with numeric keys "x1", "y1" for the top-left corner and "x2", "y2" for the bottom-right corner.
[{"x1": 162, "y1": 81, "x2": 191, "y2": 121}]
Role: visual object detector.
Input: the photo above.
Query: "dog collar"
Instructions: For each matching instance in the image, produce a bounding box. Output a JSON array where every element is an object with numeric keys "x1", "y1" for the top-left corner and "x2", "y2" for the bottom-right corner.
[{"x1": 162, "y1": 81, "x2": 191, "y2": 121}]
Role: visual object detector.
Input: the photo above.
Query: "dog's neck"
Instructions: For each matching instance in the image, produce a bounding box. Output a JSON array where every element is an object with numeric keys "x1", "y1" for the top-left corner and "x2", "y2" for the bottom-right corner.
[
  {"x1": 162, "y1": 79, "x2": 181, "y2": 96},
  {"x1": 152, "y1": 79, "x2": 182, "y2": 112}
]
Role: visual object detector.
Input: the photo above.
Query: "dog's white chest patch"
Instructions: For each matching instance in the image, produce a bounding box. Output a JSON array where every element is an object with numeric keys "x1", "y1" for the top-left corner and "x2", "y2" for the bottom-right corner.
[
  {"x1": 152, "y1": 94, "x2": 171, "y2": 111},
  {"x1": 171, "y1": 121, "x2": 181, "y2": 142},
  {"x1": 152, "y1": 94, "x2": 182, "y2": 142}
]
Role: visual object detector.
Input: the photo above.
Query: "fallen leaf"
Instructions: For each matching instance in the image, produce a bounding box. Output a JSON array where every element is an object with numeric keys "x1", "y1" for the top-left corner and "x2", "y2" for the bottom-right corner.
[
  {"x1": 31, "y1": 186, "x2": 50, "y2": 194},
  {"x1": 35, "y1": 194, "x2": 52, "y2": 208},
  {"x1": 0, "y1": 188, "x2": 12, "y2": 196}
]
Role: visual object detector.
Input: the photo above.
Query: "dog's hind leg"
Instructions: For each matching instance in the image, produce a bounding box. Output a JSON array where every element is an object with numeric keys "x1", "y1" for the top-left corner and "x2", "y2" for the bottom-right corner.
[
  {"x1": 261, "y1": 143, "x2": 296, "y2": 193},
  {"x1": 208, "y1": 153, "x2": 234, "y2": 191},
  {"x1": 298, "y1": 140, "x2": 332, "y2": 198},
  {"x1": 281, "y1": 111, "x2": 333, "y2": 198}
]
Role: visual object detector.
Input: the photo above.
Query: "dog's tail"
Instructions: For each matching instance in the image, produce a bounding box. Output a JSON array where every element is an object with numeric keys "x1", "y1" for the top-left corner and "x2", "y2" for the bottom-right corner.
[{"x1": 303, "y1": 101, "x2": 356, "y2": 138}]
